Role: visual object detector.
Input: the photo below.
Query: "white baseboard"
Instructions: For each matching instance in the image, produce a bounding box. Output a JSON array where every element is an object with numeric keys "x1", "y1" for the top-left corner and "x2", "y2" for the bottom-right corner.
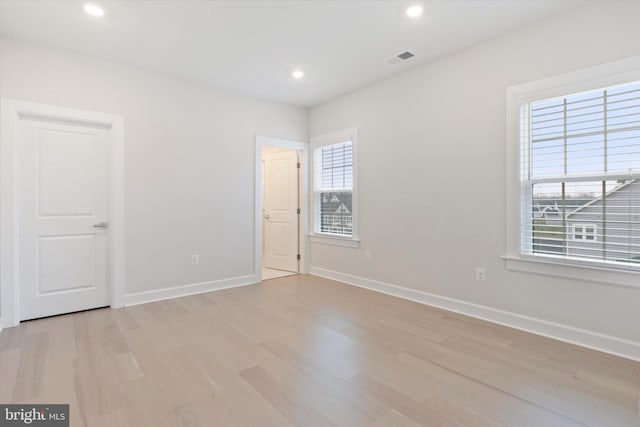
[
  {"x1": 124, "y1": 274, "x2": 258, "y2": 307},
  {"x1": 0, "y1": 316, "x2": 3, "y2": 334},
  {"x1": 309, "y1": 266, "x2": 640, "y2": 362}
]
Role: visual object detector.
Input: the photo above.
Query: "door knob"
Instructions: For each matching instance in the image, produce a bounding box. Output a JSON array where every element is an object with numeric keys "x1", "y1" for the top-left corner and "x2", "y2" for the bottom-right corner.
[
  {"x1": 93, "y1": 222, "x2": 109, "y2": 229},
  {"x1": 264, "y1": 214, "x2": 270, "y2": 219}
]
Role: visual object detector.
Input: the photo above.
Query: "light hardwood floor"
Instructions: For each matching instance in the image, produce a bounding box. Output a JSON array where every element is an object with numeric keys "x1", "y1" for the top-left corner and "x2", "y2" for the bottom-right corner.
[
  {"x1": 262, "y1": 267, "x2": 298, "y2": 281},
  {"x1": 1, "y1": 274, "x2": 639, "y2": 426}
]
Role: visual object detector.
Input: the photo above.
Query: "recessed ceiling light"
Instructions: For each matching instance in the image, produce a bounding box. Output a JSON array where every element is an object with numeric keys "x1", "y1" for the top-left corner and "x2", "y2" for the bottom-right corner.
[
  {"x1": 406, "y1": 5, "x2": 423, "y2": 18},
  {"x1": 291, "y1": 70, "x2": 304, "y2": 79},
  {"x1": 83, "y1": 3, "x2": 105, "y2": 17}
]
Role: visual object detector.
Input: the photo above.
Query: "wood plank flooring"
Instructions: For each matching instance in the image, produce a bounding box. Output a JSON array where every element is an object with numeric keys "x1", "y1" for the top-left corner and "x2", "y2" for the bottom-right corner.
[{"x1": 1, "y1": 274, "x2": 639, "y2": 426}]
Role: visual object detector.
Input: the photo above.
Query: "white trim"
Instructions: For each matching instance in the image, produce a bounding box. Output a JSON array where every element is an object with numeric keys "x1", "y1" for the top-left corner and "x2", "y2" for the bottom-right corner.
[
  {"x1": 309, "y1": 127, "x2": 359, "y2": 244},
  {"x1": 0, "y1": 99, "x2": 126, "y2": 328},
  {"x1": 255, "y1": 135, "x2": 309, "y2": 283},
  {"x1": 309, "y1": 233, "x2": 360, "y2": 248},
  {"x1": 309, "y1": 266, "x2": 640, "y2": 362},
  {"x1": 507, "y1": 55, "x2": 640, "y2": 105},
  {"x1": 109, "y1": 115, "x2": 126, "y2": 309},
  {"x1": 505, "y1": 56, "x2": 640, "y2": 286},
  {"x1": 124, "y1": 274, "x2": 257, "y2": 306},
  {"x1": 503, "y1": 255, "x2": 640, "y2": 288}
]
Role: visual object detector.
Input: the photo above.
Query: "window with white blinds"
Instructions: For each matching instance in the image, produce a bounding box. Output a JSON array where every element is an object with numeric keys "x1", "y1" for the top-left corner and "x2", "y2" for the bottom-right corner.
[
  {"x1": 520, "y1": 80, "x2": 640, "y2": 269},
  {"x1": 313, "y1": 141, "x2": 353, "y2": 236}
]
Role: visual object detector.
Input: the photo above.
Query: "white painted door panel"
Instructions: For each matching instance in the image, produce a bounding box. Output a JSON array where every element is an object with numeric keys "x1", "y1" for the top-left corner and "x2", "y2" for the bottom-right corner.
[
  {"x1": 18, "y1": 119, "x2": 109, "y2": 320},
  {"x1": 263, "y1": 150, "x2": 299, "y2": 272}
]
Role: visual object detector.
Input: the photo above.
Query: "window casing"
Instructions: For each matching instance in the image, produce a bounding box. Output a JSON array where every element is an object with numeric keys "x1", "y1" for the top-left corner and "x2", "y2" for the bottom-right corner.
[
  {"x1": 572, "y1": 224, "x2": 597, "y2": 242},
  {"x1": 310, "y1": 128, "x2": 358, "y2": 243},
  {"x1": 519, "y1": 80, "x2": 639, "y2": 270}
]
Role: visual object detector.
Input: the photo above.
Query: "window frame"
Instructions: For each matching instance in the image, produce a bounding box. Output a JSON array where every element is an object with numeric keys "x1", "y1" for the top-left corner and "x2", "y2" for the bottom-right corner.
[
  {"x1": 505, "y1": 56, "x2": 640, "y2": 288},
  {"x1": 572, "y1": 223, "x2": 597, "y2": 242},
  {"x1": 309, "y1": 127, "x2": 359, "y2": 247}
]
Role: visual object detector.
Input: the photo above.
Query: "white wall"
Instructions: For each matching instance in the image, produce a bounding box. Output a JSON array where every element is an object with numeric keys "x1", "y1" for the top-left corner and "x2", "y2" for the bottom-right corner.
[
  {"x1": 0, "y1": 37, "x2": 308, "y2": 298},
  {"x1": 309, "y1": 2, "x2": 640, "y2": 344}
]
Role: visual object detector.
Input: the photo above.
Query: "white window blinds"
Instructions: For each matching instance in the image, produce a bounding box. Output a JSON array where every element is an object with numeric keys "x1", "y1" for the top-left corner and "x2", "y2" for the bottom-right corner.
[
  {"x1": 313, "y1": 141, "x2": 353, "y2": 236},
  {"x1": 314, "y1": 142, "x2": 353, "y2": 191},
  {"x1": 520, "y1": 80, "x2": 640, "y2": 268}
]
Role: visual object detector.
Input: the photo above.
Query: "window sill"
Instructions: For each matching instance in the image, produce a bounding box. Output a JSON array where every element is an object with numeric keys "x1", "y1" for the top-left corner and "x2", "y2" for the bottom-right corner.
[
  {"x1": 309, "y1": 234, "x2": 360, "y2": 248},
  {"x1": 503, "y1": 254, "x2": 640, "y2": 289}
]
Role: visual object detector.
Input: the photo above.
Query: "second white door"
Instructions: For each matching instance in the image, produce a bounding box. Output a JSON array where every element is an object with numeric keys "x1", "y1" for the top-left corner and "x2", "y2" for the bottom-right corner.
[
  {"x1": 18, "y1": 116, "x2": 110, "y2": 320},
  {"x1": 263, "y1": 149, "x2": 299, "y2": 272}
]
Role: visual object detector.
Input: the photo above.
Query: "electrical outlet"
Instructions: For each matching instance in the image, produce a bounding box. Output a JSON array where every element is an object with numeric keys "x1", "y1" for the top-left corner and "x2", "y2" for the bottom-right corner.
[
  {"x1": 364, "y1": 250, "x2": 372, "y2": 261},
  {"x1": 476, "y1": 267, "x2": 486, "y2": 281},
  {"x1": 191, "y1": 254, "x2": 199, "y2": 265}
]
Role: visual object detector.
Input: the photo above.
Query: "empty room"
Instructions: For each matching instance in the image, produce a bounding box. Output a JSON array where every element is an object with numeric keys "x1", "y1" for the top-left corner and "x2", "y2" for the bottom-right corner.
[{"x1": 0, "y1": 1, "x2": 639, "y2": 426}]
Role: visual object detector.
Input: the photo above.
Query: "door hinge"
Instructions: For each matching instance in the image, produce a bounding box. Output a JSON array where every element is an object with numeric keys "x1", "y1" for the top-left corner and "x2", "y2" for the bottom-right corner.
[
  {"x1": 297, "y1": 162, "x2": 300, "y2": 168},
  {"x1": 297, "y1": 208, "x2": 301, "y2": 214},
  {"x1": 297, "y1": 254, "x2": 301, "y2": 260}
]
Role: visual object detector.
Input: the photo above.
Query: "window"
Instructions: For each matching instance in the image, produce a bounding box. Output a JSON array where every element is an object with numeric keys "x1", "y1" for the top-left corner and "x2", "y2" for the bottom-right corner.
[
  {"x1": 310, "y1": 128, "x2": 357, "y2": 243},
  {"x1": 520, "y1": 80, "x2": 639, "y2": 269},
  {"x1": 314, "y1": 141, "x2": 353, "y2": 236},
  {"x1": 572, "y1": 224, "x2": 597, "y2": 241}
]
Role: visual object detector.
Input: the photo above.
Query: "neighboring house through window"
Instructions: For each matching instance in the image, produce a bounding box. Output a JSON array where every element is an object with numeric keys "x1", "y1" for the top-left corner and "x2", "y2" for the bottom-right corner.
[
  {"x1": 508, "y1": 63, "x2": 639, "y2": 273},
  {"x1": 310, "y1": 128, "x2": 358, "y2": 245}
]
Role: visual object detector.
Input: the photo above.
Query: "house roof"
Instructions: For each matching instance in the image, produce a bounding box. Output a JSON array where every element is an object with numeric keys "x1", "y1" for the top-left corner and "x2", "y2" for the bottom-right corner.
[
  {"x1": 567, "y1": 179, "x2": 639, "y2": 218},
  {"x1": 322, "y1": 192, "x2": 352, "y2": 214}
]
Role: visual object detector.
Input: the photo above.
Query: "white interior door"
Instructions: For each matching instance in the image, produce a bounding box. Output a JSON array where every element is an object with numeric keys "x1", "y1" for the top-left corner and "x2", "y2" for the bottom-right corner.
[
  {"x1": 18, "y1": 118, "x2": 110, "y2": 320},
  {"x1": 263, "y1": 150, "x2": 299, "y2": 272}
]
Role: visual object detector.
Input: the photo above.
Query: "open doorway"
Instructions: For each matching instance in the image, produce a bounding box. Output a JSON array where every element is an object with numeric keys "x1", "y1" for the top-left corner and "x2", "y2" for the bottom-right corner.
[{"x1": 255, "y1": 136, "x2": 308, "y2": 282}]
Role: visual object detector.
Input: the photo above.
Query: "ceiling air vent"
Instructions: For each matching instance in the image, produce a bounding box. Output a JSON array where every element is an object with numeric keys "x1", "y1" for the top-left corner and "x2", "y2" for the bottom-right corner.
[{"x1": 386, "y1": 51, "x2": 415, "y2": 64}]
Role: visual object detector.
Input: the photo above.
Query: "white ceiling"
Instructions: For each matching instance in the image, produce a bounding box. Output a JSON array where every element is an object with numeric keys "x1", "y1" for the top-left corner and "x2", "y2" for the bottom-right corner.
[{"x1": 0, "y1": 0, "x2": 583, "y2": 107}]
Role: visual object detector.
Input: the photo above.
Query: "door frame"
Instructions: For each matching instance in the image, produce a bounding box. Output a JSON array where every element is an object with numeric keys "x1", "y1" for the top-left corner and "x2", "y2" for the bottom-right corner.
[
  {"x1": 255, "y1": 135, "x2": 308, "y2": 282},
  {"x1": 0, "y1": 98, "x2": 125, "y2": 329}
]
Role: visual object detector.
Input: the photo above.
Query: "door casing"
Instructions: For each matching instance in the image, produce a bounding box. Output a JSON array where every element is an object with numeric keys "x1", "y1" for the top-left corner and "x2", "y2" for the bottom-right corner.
[
  {"x1": 255, "y1": 136, "x2": 308, "y2": 282},
  {"x1": 0, "y1": 99, "x2": 125, "y2": 329}
]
